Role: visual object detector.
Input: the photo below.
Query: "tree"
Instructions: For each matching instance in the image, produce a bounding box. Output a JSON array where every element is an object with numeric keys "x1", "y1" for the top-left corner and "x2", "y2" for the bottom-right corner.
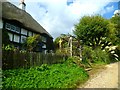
[
  {"x1": 110, "y1": 16, "x2": 120, "y2": 60},
  {"x1": 23, "y1": 34, "x2": 41, "y2": 52},
  {"x1": 110, "y1": 16, "x2": 120, "y2": 44},
  {"x1": 74, "y1": 15, "x2": 114, "y2": 49}
]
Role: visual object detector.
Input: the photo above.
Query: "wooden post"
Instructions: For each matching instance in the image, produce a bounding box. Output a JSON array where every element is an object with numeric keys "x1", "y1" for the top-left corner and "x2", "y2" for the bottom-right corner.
[
  {"x1": 70, "y1": 37, "x2": 72, "y2": 57},
  {"x1": 59, "y1": 38, "x2": 62, "y2": 52},
  {"x1": 79, "y1": 45, "x2": 82, "y2": 60}
]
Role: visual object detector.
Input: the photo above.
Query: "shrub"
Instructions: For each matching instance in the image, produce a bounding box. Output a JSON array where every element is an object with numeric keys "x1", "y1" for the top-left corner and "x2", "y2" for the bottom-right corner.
[
  {"x1": 115, "y1": 45, "x2": 120, "y2": 61},
  {"x1": 82, "y1": 46, "x2": 93, "y2": 67},
  {"x1": 82, "y1": 46, "x2": 110, "y2": 65},
  {"x1": 2, "y1": 45, "x2": 15, "y2": 51},
  {"x1": 67, "y1": 56, "x2": 83, "y2": 66},
  {"x1": 91, "y1": 48, "x2": 110, "y2": 64},
  {"x1": 104, "y1": 45, "x2": 119, "y2": 62}
]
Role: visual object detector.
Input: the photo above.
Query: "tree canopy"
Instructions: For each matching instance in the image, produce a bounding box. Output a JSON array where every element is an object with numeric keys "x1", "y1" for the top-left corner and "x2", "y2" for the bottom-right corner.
[
  {"x1": 110, "y1": 16, "x2": 120, "y2": 44},
  {"x1": 74, "y1": 15, "x2": 114, "y2": 49}
]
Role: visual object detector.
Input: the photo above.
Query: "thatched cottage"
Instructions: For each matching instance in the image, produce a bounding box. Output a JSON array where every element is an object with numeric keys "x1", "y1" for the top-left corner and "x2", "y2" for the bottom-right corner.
[{"x1": 1, "y1": 1, "x2": 54, "y2": 52}]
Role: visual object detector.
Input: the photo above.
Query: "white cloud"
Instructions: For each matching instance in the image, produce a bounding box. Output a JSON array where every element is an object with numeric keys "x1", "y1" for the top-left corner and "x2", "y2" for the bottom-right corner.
[
  {"x1": 100, "y1": 5, "x2": 114, "y2": 16},
  {"x1": 8, "y1": 0, "x2": 118, "y2": 39}
]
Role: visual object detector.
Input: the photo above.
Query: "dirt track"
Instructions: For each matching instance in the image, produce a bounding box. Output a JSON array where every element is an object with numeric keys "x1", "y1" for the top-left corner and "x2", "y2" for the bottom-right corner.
[{"x1": 78, "y1": 62, "x2": 119, "y2": 89}]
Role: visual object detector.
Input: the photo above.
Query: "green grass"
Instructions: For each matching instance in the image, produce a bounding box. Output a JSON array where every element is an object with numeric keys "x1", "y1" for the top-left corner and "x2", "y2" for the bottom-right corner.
[{"x1": 2, "y1": 60, "x2": 89, "y2": 88}]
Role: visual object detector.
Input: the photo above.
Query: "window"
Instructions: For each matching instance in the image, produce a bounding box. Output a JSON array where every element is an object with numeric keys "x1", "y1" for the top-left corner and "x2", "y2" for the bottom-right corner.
[
  {"x1": 21, "y1": 36, "x2": 27, "y2": 43},
  {"x1": 8, "y1": 32, "x2": 13, "y2": 41},
  {"x1": 42, "y1": 36, "x2": 47, "y2": 43},
  {"x1": 16, "y1": 27, "x2": 20, "y2": 33},
  {"x1": 14, "y1": 34, "x2": 20, "y2": 43},
  {"x1": 42, "y1": 44, "x2": 46, "y2": 48},
  {"x1": 11, "y1": 25, "x2": 16, "y2": 32},
  {"x1": 5, "y1": 23, "x2": 11, "y2": 30},
  {"x1": 5, "y1": 23, "x2": 20, "y2": 33},
  {"x1": 21, "y1": 28, "x2": 27, "y2": 35},
  {"x1": 33, "y1": 33, "x2": 36, "y2": 36},
  {"x1": 28, "y1": 31, "x2": 33, "y2": 36}
]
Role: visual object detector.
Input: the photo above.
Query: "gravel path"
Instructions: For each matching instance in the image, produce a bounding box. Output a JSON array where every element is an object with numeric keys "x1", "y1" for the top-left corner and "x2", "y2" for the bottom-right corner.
[{"x1": 78, "y1": 62, "x2": 119, "y2": 89}]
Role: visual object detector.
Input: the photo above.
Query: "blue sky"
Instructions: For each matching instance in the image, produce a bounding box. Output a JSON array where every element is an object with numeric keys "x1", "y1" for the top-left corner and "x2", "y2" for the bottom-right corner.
[
  {"x1": 9, "y1": 0, "x2": 119, "y2": 39},
  {"x1": 103, "y1": 2, "x2": 118, "y2": 19}
]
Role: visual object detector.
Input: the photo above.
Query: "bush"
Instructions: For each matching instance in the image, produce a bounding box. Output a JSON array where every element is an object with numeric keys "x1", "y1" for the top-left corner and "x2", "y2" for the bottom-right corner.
[
  {"x1": 82, "y1": 46, "x2": 93, "y2": 67},
  {"x1": 115, "y1": 45, "x2": 120, "y2": 61},
  {"x1": 2, "y1": 45, "x2": 15, "y2": 51},
  {"x1": 82, "y1": 46, "x2": 110, "y2": 65},
  {"x1": 104, "y1": 45, "x2": 119, "y2": 62},
  {"x1": 67, "y1": 56, "x2": 81, "y2": 63},
  {"x1": 91, "y1": 48, "x2": 110, "y2": 64}
]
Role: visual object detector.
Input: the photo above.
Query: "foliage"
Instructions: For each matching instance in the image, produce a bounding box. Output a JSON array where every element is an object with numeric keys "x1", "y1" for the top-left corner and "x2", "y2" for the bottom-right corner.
[
  {"x1": 0, "y1": 69, "x2": 1, "y2": 89},
  {"x1": 74, "y1": 15, "x2": 113, "y2": 49},
  {"x1": 54, "y1": 34, "x2": 70, "y2": 56},
  {"x1": 23, "y1": 34, "x2": 41, "y2": 51},
  {"x1": 81, "y1": 46, "x2": 93, "y2": 67},
  {"x1": 73, "y1": 15, "x2": 119, "y2": 63},
  {"x1": 2, "y1": 44, "x2": 15, "y2": 51},
  {"x1": 109, "y1": 16, "x2": 120, "y2": 61},
  {"x1": 91, "y1": 48, "x2": 110, "y2": 64},
  {"x1": 105, "y1": 45, "x2": 119, "y2": 62},
  {"x1": 2, "y1": 60, "x2": 89, "y2": 88},
  {"x1": 110, "y1": 16, "x2": 120, "y2": 44},
  {"x1": 82, "y1": 46, "x2": 110, "y2": 65},
  {"x1": 54, "y1": 34, "x2": 80, "y2": 56},
  {"x1": 55, "y1": 48, "x2": 69, "y2": 56},
  {"x1": 115, "y1": 45, "x2": 120, "y2": 61},
  {"x1": 54, "y1": 34, "x2": 70, "y2": 49},
  {"x1": 54, "y1": 36, "x2": 60, "y2": 48},
  {"x1": 67, "y1": 56, "x2": 81, "y2": 65}
]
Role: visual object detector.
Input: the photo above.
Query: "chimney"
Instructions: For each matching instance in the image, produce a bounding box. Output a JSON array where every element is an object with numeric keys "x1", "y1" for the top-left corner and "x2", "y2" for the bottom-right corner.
[{"x1": 19, "y1": 0, "x2": 26, "y2": 10}]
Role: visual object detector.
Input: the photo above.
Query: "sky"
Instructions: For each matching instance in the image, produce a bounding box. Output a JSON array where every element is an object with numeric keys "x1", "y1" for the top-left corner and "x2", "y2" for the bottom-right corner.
[{"x1": 8, "y1": 0, "x2": 119, "y2": 39}]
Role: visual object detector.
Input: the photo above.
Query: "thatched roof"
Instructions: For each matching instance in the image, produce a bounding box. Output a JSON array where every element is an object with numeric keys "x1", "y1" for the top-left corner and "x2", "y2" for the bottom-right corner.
[{"x1": 2, "y1": 2, "x2": 52, "y2": 38}]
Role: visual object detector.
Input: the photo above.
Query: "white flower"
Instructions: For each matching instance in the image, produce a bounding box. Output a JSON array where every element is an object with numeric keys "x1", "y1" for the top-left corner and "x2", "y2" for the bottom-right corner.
[
  {"x1": 111, "y1": 51, "x2": 115, "y2": 54},
  {"x1": 114, "y1": 54, "x2": 119, "y2": 58}
]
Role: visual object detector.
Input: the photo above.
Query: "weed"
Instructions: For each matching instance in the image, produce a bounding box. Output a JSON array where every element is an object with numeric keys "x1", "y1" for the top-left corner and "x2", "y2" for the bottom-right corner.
[{"x1": 2, "y1": 59, "x2": 89, "y2": 88}]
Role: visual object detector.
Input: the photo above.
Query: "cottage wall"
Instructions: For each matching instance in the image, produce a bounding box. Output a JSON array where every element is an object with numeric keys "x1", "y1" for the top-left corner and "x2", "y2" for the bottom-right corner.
[{"x1": 0, "y1": 19, "x2": 3, "y2": 29}]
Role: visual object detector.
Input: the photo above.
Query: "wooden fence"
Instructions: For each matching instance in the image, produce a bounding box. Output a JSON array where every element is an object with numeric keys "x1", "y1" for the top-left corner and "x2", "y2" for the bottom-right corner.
[{"x1": 2, "y1": 50, "x2": 68, "y2": 70}]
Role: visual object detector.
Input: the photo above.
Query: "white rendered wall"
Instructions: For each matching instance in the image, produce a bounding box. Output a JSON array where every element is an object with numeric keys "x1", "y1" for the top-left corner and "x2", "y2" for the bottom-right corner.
[
  {"x1": 0, "y1": 19, "x2": 3, "y2": 29},
  {"x1": 19, "y1": 4, "x2": 25, "y2": 10}
]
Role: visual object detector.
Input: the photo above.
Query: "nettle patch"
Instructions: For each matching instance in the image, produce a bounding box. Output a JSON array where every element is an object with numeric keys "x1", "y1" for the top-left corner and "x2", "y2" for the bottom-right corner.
[{"x1": 2, "y1": 61, "x2": 89, "y2": 88}]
